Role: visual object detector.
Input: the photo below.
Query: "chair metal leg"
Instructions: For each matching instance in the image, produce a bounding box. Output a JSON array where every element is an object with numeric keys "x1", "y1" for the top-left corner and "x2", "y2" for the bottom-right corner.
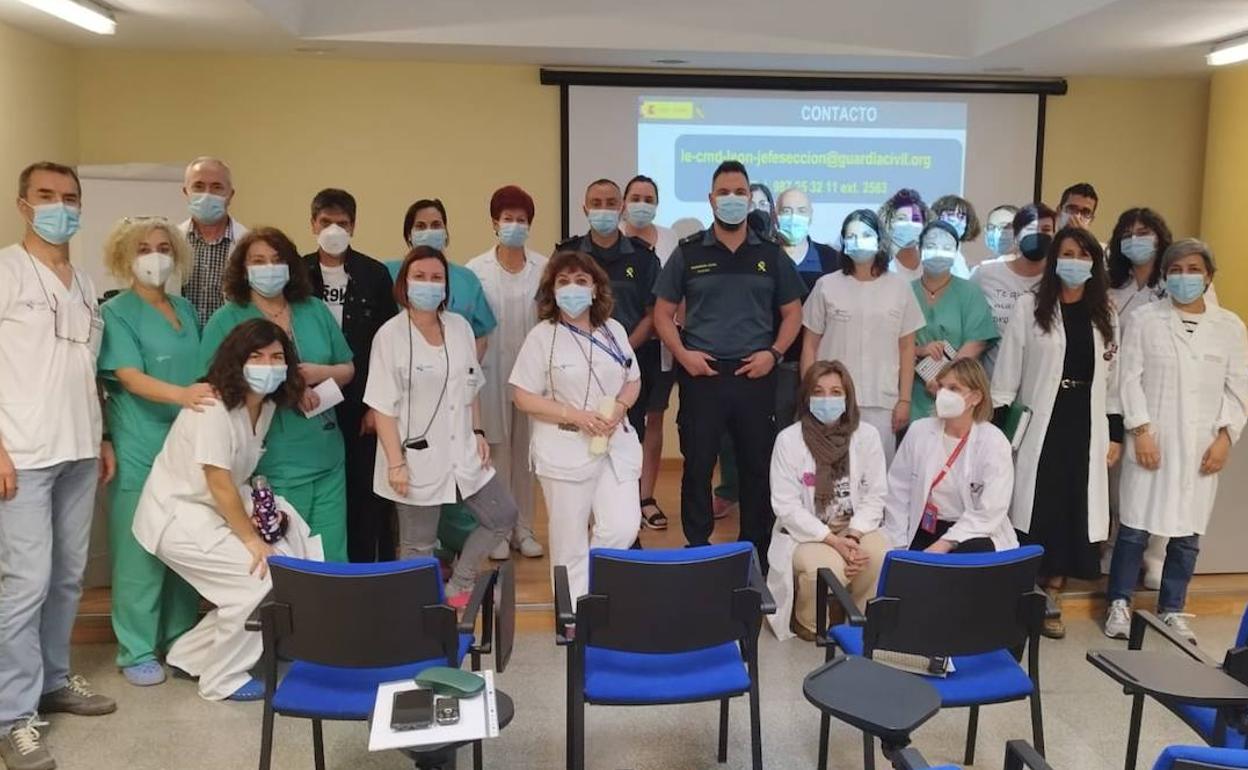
[
  {"x1": 964, "y1": 706, "x2": 979, "y2": 765},
  {"x1": 817, "y1": 713, "x2": 830, "y2": 770},
  {"x1": 312, "y1": 719, "x2": 326, "y2": 770},
  {"x1": 1125, "y1": 693, "x2": 1144, "y2": 770},
  {"x1": 1030, "y1": 690, "x2": 1046, "y2": 756},
  {"x1": 717, "y1": 698, "x2": 729, "y2": 763},
  {"x1": 749, "y1": 682, "x2": 763, "y2": 770},
  {"x1": 258, "y1": 704, "x2": 275, "y2": 770},
  {"x1": 473, "y1": 738, "x2": 482, "y2": 770},
  {"x1": 571, "y1": 692, "x2": 586, "y2": 770},
  {"x1": 863, "y1": 731, "x2": 876, "y2": 770}
]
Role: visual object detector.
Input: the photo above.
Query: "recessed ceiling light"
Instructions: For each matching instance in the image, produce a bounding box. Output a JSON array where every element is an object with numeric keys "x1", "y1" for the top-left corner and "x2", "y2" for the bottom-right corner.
[
  {"x1": 652, "y1": 58, "x2": 689, "y2": 65},
  {"x1": 14, "y1": 0, "x2": 115, "y2": 35},
  {"x1": 1208, "y1": 34, "x2": 1248, "y2": 66}
]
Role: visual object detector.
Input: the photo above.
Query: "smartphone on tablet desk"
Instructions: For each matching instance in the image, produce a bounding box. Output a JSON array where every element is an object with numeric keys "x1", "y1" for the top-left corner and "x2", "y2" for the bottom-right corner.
[{"x1": 391, "y1": 689, "x2": 434, "y2": 731}]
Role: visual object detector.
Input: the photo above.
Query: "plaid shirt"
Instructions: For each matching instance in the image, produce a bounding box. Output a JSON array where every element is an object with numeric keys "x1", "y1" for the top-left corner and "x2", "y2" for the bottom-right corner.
[{"x1": 183, "y1": 223, "x2": 235, "y2": 326}]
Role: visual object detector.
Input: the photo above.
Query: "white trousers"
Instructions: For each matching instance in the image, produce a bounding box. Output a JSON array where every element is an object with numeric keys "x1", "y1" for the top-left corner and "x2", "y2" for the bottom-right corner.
[
  {"x1": 539, "y1": 467, "x2": 641, "y2": 601},
  {"x1": 155, "y1": 519, "x2": 273, "y2": 701},
  {"x1": 493, "y1": 405, "x2": 537, "y2": 542},
  {"x1": 860, "y1": 406, "x2": 898, "y2": 466}
]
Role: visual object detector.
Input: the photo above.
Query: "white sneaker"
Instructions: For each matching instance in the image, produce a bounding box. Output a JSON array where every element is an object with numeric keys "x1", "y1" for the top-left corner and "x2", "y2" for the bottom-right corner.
[
  {"x1": 1104, "y1": 599, "x2": 1132, "y2": 639},
  {"x1": 489, "y1": 540, "x2": 511, "y2": 561},
  {"x1": 1160, "y1": 612, "x2": 1198, "y2": 644},
  {"x1": 516, "y1": 535, "x2": 544, "y2": 558}
]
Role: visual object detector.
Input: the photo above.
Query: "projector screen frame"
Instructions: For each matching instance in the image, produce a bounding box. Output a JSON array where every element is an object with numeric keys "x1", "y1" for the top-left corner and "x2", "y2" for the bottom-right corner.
[{"x1": 541, "y1": 68, "x2": 1067, "y2": 240}]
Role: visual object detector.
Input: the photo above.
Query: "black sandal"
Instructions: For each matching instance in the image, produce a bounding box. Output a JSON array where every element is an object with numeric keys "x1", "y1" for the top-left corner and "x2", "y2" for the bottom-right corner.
[{"x1": 640, "y1": 497, "x2": 669, "y2": 530}]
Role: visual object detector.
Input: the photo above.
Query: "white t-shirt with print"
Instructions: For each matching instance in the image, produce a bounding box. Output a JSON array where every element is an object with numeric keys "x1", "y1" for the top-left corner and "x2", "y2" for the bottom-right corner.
[{"x1": 320, "y1": 263, "x2": 349, "y2": 327}]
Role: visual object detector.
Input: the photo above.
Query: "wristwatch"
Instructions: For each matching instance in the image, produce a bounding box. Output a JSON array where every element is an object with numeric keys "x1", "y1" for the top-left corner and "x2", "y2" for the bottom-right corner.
[
  {"x1": 472, "y1": 429, "x2": 486, "y2": 437},
  {"x1": 768, "y1": 347, "x2": 782, "y2": 364}
]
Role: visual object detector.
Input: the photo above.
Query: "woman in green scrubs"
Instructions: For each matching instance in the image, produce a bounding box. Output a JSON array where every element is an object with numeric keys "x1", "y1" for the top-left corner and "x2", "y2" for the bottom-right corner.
[
  {"x1": 98, "y1": 217, "x2": 214, "y2": 687},
  {"x1": 199, "y1": 227, "x2": 354, "y2": 561}
]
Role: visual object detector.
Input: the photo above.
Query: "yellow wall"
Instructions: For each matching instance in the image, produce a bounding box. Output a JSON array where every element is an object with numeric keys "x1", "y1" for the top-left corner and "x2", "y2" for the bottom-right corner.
[
  {"x1": 75, "y1": 51, "x2": 561, "y2": 262},
  {"x1": 0, "y1": 21, "x2": 78, "y2": 245},
  {"x1": 1201, "y1": 64, "x2": 1248, "y2": 317},
  {"x1": 1043, "y1": 76, "x2": 1209, "y2": 243}
]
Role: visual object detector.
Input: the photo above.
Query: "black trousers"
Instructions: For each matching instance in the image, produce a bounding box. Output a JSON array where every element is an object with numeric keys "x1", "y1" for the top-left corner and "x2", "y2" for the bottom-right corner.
[
  {"x1": 676, "y1": 362, "x2": 777, "y2": 571},
  {"x1": 340, "y1": 404, "x2": 396, "y2": 563},
  {"x1": 628, "y1": 340, "x2": 661, "y2": 442},
  {"x1": 909, "y1": 519, "x2": 995, "y2": 553}
]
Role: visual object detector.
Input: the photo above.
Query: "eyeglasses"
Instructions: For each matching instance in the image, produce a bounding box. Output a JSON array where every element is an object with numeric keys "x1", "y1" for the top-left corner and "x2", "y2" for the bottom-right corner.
[
  {"x1": 1062, "y1": 204, "x2": 1096, "y2": 222},
  {"x1": 27, "y1": 254, "x2": 94, "y2": 345}
]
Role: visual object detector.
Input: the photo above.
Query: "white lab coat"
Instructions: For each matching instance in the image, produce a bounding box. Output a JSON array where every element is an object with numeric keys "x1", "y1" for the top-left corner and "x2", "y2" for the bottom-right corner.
[
  {"x1": 991, "y1": 293, "x2": 1120, "y2": 539},
  {"x1": 883, "y1": 417, "x2": 1019, "y2": 551},
  {"x1": 765, "y1": 422, "x2": 888, "y2": 641},
  {"x1": 1118, "y1": 300, "x2": 1248, "y2": 536}
]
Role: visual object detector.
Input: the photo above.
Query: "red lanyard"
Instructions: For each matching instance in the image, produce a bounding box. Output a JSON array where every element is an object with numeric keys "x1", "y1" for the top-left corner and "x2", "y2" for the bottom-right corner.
[{"x1": 927, "y1": 431, "x2": 970, "y2": 497}]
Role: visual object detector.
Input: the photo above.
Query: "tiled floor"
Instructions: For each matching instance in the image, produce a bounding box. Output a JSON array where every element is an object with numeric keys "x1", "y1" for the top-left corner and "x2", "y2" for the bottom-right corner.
[{"x1": 37, "y1": 614, "x2": 1243, "y2": 770}]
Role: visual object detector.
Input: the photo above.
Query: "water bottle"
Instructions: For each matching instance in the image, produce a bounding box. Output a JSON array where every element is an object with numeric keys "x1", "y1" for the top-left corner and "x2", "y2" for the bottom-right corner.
[{"x1": 251, "y1": 475, "x2": 288, "y2": 544}]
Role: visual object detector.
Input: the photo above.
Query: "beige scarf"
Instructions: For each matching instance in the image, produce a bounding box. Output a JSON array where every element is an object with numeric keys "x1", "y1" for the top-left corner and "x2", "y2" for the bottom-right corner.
[{"x1": 800, "y1": 412, "x2": 854, "y2": 512}]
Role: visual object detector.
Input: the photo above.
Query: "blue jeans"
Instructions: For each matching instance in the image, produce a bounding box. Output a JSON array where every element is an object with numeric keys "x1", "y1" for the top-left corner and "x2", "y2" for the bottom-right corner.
[
  {"x1": 0, "y1": 460, "x2": 98, "y2": 728},
  {"x1": 1107, "y1": 524, "x2": 1200, "y2": 613}
]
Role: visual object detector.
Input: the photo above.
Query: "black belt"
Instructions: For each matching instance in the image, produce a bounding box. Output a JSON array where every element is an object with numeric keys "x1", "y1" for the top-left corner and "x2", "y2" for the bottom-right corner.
[
  {"x1": 708, "y1": 359, "x2": 749, "y2": 375},
  {"x1": 1058, "y1": 378, "x2": 1091, "y2": 389}
]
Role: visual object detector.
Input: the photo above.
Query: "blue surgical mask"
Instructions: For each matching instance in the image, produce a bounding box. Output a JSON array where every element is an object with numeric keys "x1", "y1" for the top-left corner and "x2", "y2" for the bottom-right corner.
[
  {"x1": 1166, "y1": 273, "x2": 1206, "y2": 305},
  {"x1": 188, "y1": 192, "x2": 227, "y2": 224},
  {"x1": 714, "y1": 194, "x2": 749, "y2": 226},
  {"x1": 1055, "y1": 258, "x2": 1093, "y2": 288},
  {"x1": 842, "y1": 229, "x2": 880, "y2": 263},
  {"x1": 890, "y1": 220, "x2": 923, "y2": 249},
  {"x1": 940, "y1": 215, "x2": 968, "y2": 239},
  {"x1": 409, "y1": 228, "x2": 447, "y2": 251},
  {"x1": 497, "y1": 222, "x2": 529, "y2": 248},
  {"x1": 26, "y1": 201, "x2": 80, "y2": 245},
  {"x1": 555, "y1": 284, "x2": 593, "y2": 318},
  {"x1": 1121, "y1": 235, "x2": 1157, "y2": 265},
  {"x1": 247, "y1": 264, "x2": 290, "y2": 298},
  {"x1": 777, "y1": 213, "x2": 811, "y2": 245},
  {"x1": 625, "y1": 201, "x2": 657, "y2": 229},
  {"x1": 921, "y1": 248, "x2": 957, "y2": 275},
  {"x1": 809, "y1": 395, "x2": 846, "y2": 425},
  {"x1": 407, "y1": 280, "x2": 445, "y2": 311},
  {"x1": 985, "y1": 228, "x2": 1014, "y2": 256},
  {"x1": 586, "y1": 209, "x2": 620, "y2": 236},
  {"x1": 243, "y1": 364, "x2": 287, "y2": 396}
]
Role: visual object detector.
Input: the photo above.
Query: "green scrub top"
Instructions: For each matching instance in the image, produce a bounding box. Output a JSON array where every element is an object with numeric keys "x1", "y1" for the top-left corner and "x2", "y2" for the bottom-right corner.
[
  {"x1": 909, "y1": 276, "x2": 999, "y2": 420},
  {"x1": 198, "y1": 298, "x2": 354, "y2": 485},
  {"x1": 384, "y1": 259, "x2": 497, "y2": 338},
  {"x1": 98, "y1": 291, "x2": 202, "y2": 490}
]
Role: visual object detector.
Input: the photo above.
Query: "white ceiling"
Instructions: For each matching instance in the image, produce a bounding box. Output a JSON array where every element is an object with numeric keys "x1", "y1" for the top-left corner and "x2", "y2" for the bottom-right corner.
[{"x1": 0, "y1": 0, "x2": 1245, "y2": 76}]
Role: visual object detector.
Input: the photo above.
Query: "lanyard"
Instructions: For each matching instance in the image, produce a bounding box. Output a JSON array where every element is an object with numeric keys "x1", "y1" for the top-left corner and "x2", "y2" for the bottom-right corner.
[
  {"x1": 560, "y1": 322, "x2": 630, "y2": 368},
  {"x1": 927, "y1": 431, "x2": 970, "y2": 498}
]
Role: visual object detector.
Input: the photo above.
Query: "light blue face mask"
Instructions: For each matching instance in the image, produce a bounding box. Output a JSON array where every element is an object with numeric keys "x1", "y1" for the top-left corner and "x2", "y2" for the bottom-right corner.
[
  {"x1": 890, "y1": 220, "x2": 923, "y2": 249},
  {"x1": 497, "y1": 222, "x2": 529, "y2": 248},
  {"x1": 714, "y1": 194, "x2": 750, "y2": 226},
  {"x1": 188, "y1": 192, "x2": 227, "y2": 224},
  {"x1": 26, "y1": 202, "x2": 80, "y2": 245},
  {"x1": 247, "y1": 263, "x2": 290, "y2": 298},
  {"x1": 920, "y1": 248, "x2": 957, "y2": 275},
  {"x1": 243, "y1": 364, "x2": 287, "y2": 396},
  {"x1": 809, "y1": 395, "x2": 847, "y2": 425},
  {"x1": 1166, "y1": 273, "x2": 1207, "y2": 305},
  {"x1": 940, "y1": 214, "x2": 968, "y2": 239},
  {"x1": 985, "y1": 228, "x2": 1014, "y2": 256},
  {"x1": 777, "y1": 213, "x2": 811, "y2": 245},
  {"x1": 555, "y1": 284, "x2": 593, "y2": 318},
  {"x1": 1121, "y1": 235, "x2": 1157, "y2": 265},
  {"x1": 1055, "y1": 258, "x2": 1093, "y2": 288},
  {"x1": 625, "y1": 201, "x2": 657, "y2": 229},
  {"x1": 410, "y1": 228, "x2": 448, "y2": 252},
  {"x1": 586, "y1": 209, "x2": 621, "y2": 236},
  {"x1": 407, "y1": 280, "x2": 446, "y2": 311},
  {"x1": 842, "y1": 228, "x2": 880, "y2": 263}
]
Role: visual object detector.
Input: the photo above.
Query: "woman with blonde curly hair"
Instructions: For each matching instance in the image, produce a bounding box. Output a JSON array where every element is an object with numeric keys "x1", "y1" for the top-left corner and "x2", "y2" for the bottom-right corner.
[{"x1": 97, "y1": 216, "x2": 215, "y2": 687}]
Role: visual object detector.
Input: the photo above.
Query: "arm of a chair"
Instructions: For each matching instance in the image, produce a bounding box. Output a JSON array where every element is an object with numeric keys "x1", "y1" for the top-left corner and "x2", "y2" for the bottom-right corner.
[
  {"x1": 1130, "y1": 610, "x2": 1219, "y2": 666},
  {"x1": 1004, "y1": 740, "x2": 1053, "y2": 770},
  {"x1": 244, "y1": 606, "x2": 261, "y2": 632},
  {"x1": 819, "y1": 567, "x2": 865, "y2": 626},
  {"x1": 554, "y1": 565, "x2": 575, "y2": 646},
  {"x1": 750, "y1": 551, "x2": 777, "y2": 615},
  {"x1": 458, "y1": 567, "x2": 498, "y2": 638}
]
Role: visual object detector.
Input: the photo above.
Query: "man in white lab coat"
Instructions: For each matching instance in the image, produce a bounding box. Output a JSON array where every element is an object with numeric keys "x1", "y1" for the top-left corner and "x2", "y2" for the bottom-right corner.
[{"x1": 1103, "y1": 238, "x2": 1248, "y2": 643}]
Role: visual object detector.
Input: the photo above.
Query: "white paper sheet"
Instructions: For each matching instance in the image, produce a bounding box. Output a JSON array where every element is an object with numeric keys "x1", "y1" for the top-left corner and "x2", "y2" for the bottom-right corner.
[
  {"x1": 302, "y1": 378, "x2": 344, "y2": 418},
  {"x1": 368, "y1": 670, "x2": 499, "y2": 752}
]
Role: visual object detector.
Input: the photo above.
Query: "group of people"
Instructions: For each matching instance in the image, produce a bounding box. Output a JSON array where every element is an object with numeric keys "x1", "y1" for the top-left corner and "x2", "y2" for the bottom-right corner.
[{"x1": 0, "y1": 153, "x2": 1244, "y2": 770}]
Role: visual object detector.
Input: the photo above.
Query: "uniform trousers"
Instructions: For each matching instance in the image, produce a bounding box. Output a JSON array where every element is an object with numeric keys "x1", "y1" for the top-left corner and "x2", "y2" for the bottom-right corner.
[{"x1": 538, "y1": 465, "x2": 641, "y2": 600}]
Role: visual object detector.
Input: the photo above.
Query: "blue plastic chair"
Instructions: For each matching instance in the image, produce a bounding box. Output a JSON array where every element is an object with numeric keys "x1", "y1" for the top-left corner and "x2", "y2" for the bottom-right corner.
[
  {"x1": 554, "y1": 542, "x2": 775, "y2": 770},
  {"x1": 1124, "y1": 604, "x2": 1248, "y2": 756},
  {"x1": 253, "y1": 557, "x2": 511, "y2": 770},
  {"x1": 1154, "y1": 746, "x2": 1248, "y2": 769},
  {"x1": 818, "y1": 546, "x2": 1047, "y2": 769}
]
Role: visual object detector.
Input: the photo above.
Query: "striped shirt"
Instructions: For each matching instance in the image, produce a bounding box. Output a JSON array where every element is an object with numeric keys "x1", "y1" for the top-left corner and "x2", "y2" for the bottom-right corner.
[{"x1": 183, "y1": 223, "x2": 236, "y2": 326}]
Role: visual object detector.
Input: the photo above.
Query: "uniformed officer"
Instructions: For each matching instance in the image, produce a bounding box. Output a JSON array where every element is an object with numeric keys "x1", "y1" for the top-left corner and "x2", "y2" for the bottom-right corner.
[
  {"x1": 556, "y1": 178, "x2": 661, "y2": 439},
  {"x1": 653, "y1": 161, "x2": 805, "y2": 569}
]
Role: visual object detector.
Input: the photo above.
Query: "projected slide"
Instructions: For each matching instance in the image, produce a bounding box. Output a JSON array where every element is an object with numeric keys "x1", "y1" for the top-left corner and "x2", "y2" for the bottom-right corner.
[{"x1": 637, "y1": 96, "x2": 967, "y2": 244}]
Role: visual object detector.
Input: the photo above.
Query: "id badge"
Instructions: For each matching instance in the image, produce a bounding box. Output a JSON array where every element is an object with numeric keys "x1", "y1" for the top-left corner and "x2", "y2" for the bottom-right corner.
[{"x1": 920, "y1": 500, "x2": 939, "y2": 534}]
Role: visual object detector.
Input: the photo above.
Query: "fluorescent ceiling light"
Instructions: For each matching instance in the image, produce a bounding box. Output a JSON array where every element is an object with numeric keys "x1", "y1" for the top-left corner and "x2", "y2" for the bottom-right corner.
[
  {"x1": 14, "y1": 0, "x2": 116, "y2": 35},
  {"x1": 1208, "y1": 35, "x2": 1248, "y2": 66}
]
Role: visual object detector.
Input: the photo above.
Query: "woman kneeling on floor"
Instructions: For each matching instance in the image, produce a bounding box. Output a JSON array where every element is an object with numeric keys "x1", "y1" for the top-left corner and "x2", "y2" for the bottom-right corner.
[
  {"x1": 766, "y1": 360, "x2": 891, "y2": 642},
  {"x1": 132, "y1": 319, "x2": 324, "y2": 702}
]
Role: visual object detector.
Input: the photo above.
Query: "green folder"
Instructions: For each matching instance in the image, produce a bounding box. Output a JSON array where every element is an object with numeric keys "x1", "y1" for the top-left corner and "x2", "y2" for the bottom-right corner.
[{"x1": 999, "y1": 402, "x2": 1033, "y2": 451}]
